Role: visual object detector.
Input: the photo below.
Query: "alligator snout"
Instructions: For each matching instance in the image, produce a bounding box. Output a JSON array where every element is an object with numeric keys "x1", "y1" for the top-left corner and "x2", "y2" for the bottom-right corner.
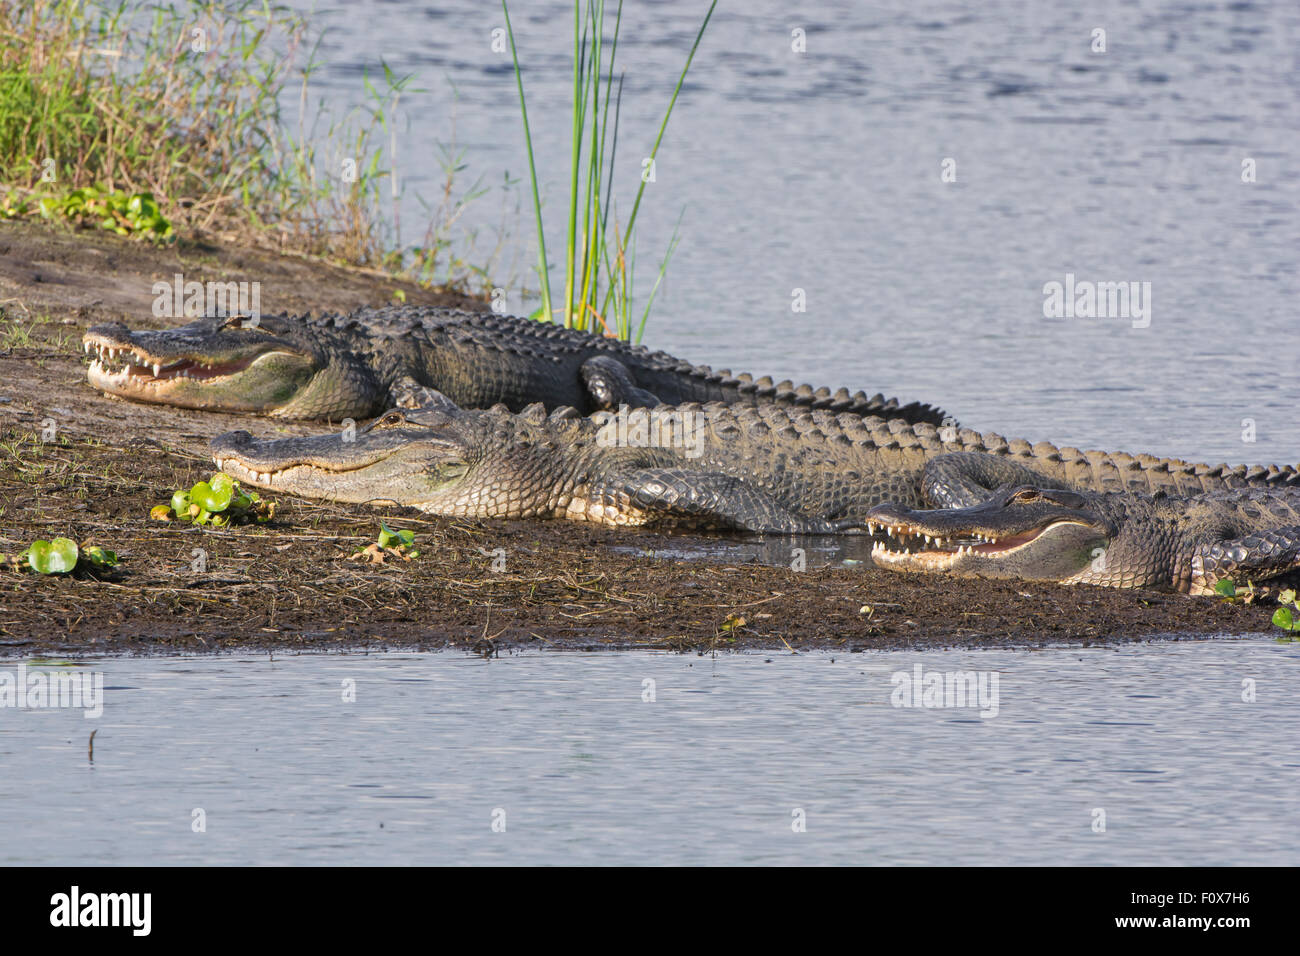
[{"x1": 209, "y1": 430, "x2": 255, "y2": 454}]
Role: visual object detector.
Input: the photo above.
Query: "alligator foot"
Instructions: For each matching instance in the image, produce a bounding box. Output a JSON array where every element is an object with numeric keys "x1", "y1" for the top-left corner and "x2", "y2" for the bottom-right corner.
[
  {"x1": 390, "y1": 379, "x2": 462, "y2": 413},
  {"x1": 1189, "y1": 526, "x2": 1300, "y2": 595},
  {"x1": 580, "y1": 356, "x2": 664, "y2": 411},
  {"x1": 607, "y1": 468, "x2": 844, "y2": 534}
]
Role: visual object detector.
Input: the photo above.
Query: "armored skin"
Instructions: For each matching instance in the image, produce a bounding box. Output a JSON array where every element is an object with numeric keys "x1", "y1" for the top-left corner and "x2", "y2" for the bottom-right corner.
[
  {"x1": 867, "y1": 485, "x2": 1300, "y2": 594},
  {"x1": 208, "y1": 396, "x2": 1300, "y2": 535},
  {"x1": 83, "y1": 306, "x2": 946, "y2": 423}
]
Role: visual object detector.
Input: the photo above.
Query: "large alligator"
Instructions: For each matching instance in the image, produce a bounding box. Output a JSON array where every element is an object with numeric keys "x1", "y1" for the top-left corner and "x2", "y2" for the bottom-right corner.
[
  {"x1": 82, "y1": 306, "x2": 945, "y2": 423},
  {"x1": 864, "y1": 485, "x2": 1300, "y2": 594},
  {"x1": 208, "y1": 396, "x2": 1300, "y2": 534}
]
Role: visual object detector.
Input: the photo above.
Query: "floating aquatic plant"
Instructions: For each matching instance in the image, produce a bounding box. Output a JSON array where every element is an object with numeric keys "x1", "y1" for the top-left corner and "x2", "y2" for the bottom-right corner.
[{"x1": 155, "y1": 473, "x2": 274, "y2": 526}]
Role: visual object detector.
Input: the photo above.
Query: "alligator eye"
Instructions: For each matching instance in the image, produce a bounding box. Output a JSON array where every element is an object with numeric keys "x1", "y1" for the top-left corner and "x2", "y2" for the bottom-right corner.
[
  {"x1": 219, "y1": 315, "x2": 269, "y2": 332},
  {"x1": 1011, "y1": 489, "x2": 1041, "y2": 504},
  {"x1": 375, "y1": 411, "x2": 408, "y2": 428}
]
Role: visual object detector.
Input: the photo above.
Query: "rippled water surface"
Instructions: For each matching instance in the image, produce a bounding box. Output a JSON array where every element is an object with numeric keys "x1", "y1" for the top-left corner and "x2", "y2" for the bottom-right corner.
[
  {"x1": 295, "y1": 0, "x2": 1299, "y2": 461},
  {"x1": 2, "y1": 644, "x2": 1297, "y2": 865},
  {"x1": 6, "y1": 1, "x2": 1297, "y2": 865}
]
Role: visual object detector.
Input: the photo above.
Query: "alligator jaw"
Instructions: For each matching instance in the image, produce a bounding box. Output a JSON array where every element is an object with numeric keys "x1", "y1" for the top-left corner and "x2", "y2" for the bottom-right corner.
[
  {"x1": 83, "y1": 322, "x2": 322, "y2": 414},
  {"x1": 866, "y1": 517, "x2": 1065, "y2": 572},
  {"x1": 216, "y1": 456, "x2": 335, "y2": 490},
  {"x1": 212, "y1": 446, "x2": 397, "y2": 488},
  {"x1": 85, "y1": 338, "x2": 265, "y2": 392}
]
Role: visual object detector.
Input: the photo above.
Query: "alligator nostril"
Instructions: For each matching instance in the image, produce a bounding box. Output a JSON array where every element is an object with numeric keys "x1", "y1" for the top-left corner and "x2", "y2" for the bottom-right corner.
[{"x1": 210, "y1": 430, "x2": 253, "y2": 450}]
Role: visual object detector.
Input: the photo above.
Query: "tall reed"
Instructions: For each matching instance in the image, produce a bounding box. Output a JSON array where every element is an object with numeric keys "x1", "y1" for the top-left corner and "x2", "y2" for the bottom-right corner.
[{"x1": 502, "y1": 0, "x2": 716, "y2": 341}]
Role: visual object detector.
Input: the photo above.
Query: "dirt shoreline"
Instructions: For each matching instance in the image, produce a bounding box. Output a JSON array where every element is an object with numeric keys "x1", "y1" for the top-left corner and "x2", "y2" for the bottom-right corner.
[{"x1": 0, "y1": 221, "x2": 1285, "y2": 656}]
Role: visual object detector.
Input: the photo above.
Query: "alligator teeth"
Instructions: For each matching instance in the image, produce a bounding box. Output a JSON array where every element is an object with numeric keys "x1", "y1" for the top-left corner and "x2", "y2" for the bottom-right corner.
[{"x1": 153, "y1": 363, "x2": 162, "y2": 376}]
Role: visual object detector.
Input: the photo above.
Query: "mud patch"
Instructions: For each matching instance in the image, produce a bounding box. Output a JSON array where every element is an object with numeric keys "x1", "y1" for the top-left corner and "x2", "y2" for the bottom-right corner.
[{"x1": 0, "y1": 223, "x2": 1284, "y2": 655}]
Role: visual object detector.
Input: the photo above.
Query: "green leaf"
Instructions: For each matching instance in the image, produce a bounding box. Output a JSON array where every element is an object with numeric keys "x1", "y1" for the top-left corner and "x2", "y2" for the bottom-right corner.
[
  {"x1": 1213, "y1": 580, "x2": 1237, "y2": 597},
  {"x1": 27, "y1": 538, "x2": 79, "y2": 574},
  {"x1": 170, "y1": 489, "x2": 191, "y2": 515},
  {"x1": 1272, "y1": 607, "x2": 1296, "y2": 631},
  {"x1": 191, "y1": 479, "x2": 232, "y2": 513},
  {"x1": 1280, "y1": 589, "x2": 1296, "y2": 608},
  {"x1": 82, "y1": 546, "x2": 119, "y2": 568}
]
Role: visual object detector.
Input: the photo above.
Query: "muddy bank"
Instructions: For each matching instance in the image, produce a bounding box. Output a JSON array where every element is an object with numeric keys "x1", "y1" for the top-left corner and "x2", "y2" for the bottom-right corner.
[{"x1": 0, "y1": 222, "x2": 1284, "y2": 655}]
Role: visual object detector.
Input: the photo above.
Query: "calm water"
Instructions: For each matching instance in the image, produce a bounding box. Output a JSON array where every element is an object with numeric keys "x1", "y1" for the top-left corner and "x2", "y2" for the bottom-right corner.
[
  {"x1": 6, "y1": 1, "x2": 1296, "y2": 865},
  {"x1": 2, "y1": 644, "x2": 1298, "y2": 865},
  {"x1": 295, "y1": 0, "x2": 1299, "y2": 462}
]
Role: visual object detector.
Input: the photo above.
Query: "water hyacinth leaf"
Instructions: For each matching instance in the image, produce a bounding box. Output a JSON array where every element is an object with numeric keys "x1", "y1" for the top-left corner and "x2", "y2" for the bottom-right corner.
[
  {"x1": 1272, "y1": 607, "x2": 1295, "y2": 631},
  {"x1": 1213, "y1": 580, "x2": 1236, "y2": 598},
  {"x1": 82, "y1": 546, "x2": 119, "y2": 568},
  {"x1": 189, "y1": 481, "x2": 214, "y2": 510},
  {"x1": 171, "y1": 489, "x2": 191, "y2": 515},
  {"x1": 191, "y1": 479, "x2": 232, "y2": 513},
  {"x1": 150, "y1": 504, "x2": 172, "y2": 521},
  {"x1": 27, "y1": 537, "x2": 79, "y2": 574}
]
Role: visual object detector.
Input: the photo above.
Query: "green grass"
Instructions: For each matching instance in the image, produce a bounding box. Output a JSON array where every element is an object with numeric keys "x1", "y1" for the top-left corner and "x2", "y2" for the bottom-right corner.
[
  {"x1": 0, "y1": 312, "x2": 74, "y2": 351},
  {"x1": 0, "y1": 0, "x2": 508, "y2": 294},
  {"x1": 0, "y1": 319, "x2": 38, "y2": 349},
  {"x1": 502, "y1": 0, "x2": 716, "y2": 340}
]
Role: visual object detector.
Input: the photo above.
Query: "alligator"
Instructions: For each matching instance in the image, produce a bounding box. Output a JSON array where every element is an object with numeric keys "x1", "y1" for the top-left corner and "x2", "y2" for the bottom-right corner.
[
  {"x1": 864, "y1": 485, "x2": 1300, "y2": 594},
  {"x1": 207, "y1": 395, "x2": 1300, "y2": 534},
  {"x1": 82, "y1": 306, "x2": 945, "y2": 424}
]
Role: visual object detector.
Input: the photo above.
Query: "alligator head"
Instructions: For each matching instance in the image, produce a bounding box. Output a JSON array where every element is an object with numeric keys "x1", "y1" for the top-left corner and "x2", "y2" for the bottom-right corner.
[
  {"x1": 209, "y1": 406, "x2": 468, "y2": 507},
  {"x1": 83, "y1": 314, "x2": 384, "y2": 420},
  {"x1": 865, "y1": 486, "x2": 1119, "y2": 584},
  {"x1": 208, "y1": 399, "x2": 578, "y2": 517}
]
